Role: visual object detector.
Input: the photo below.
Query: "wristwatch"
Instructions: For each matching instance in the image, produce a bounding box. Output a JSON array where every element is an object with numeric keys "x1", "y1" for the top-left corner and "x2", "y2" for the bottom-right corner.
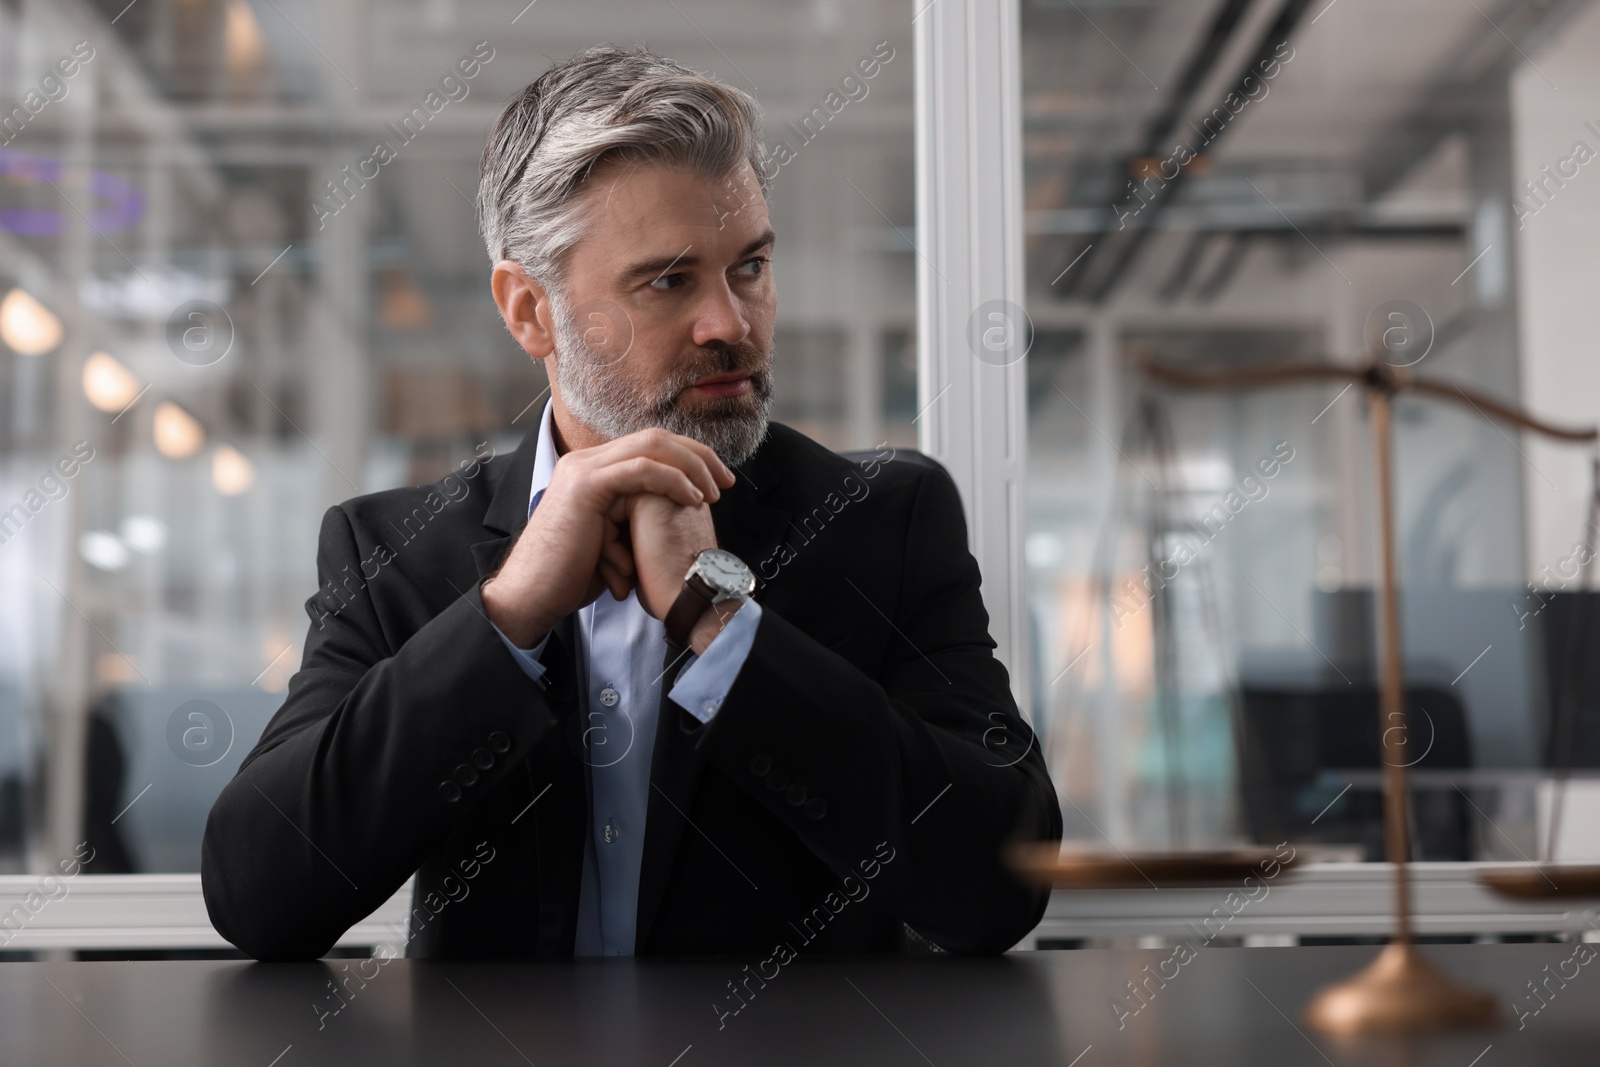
[{"x1": 664, "y1": 548, "x2": 755, "y2": 648}]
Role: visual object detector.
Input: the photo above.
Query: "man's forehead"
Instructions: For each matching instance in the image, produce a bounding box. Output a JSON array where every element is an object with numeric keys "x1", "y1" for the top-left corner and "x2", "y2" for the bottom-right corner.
[{"x1": 583, "y1": 158, "x2": 767, "y2": 243}]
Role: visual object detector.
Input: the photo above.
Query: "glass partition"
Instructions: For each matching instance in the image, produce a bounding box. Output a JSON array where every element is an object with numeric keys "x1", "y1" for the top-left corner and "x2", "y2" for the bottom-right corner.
[
  {"x1": 1021, "y1": 0, "x2": 1600, "y2": 861},
  {"x1": 0, "y1": 0, "x2": 918, "y2": 874}
]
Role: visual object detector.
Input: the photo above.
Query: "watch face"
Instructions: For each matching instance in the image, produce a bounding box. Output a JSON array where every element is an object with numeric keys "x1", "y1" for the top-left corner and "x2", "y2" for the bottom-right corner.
[{"x1": 694, "y1": 548, "x2": 755, "y2": 598}]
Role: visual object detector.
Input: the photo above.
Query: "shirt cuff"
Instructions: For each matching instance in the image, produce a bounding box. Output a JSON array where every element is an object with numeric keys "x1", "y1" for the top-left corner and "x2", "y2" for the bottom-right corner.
[
  {"x1": 669, "y1": 599, "x2": 762, "y2": 724},
  {"x1": 493, "y1": 625, "x2": 551, "y2": 685}
]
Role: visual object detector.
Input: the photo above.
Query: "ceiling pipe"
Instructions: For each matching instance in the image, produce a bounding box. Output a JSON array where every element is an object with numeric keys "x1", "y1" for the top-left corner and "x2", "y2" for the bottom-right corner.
[
  {"x1": 1083, "y1": 0, "x2": 1317, "y2": 304},
  {"x1": 1054, "y1": 0, "x2": 1257, "y2": 297}
]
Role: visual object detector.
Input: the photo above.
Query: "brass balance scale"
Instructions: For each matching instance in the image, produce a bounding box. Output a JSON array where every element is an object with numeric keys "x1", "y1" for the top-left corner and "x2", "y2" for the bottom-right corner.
[{"x1": 1010, "y1": 345, "x2": 1600, "y2": 1035}]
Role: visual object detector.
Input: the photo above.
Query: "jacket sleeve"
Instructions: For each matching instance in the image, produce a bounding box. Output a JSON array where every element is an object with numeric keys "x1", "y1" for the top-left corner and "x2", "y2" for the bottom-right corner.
[
  {"x1": 201, "y1": 505, "x2": 559, "y2": 960},
  {"x1": 693, "y1": 465, "x2": 1063, "y2": 953}
]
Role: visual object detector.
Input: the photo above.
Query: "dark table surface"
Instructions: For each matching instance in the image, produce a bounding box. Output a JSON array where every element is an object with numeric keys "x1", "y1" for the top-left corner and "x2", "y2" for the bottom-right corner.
[{"x1": 0, "y1": 943, "x2": 1590, "y2": 1065}]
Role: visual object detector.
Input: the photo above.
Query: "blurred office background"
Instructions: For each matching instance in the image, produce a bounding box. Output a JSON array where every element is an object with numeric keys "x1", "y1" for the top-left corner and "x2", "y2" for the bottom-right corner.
[
  {"x1": 0, "y1": 0, "x2": 920, "y2": 876},
  {"x1": 1, "y1": 0, "x2": 1598, "y2": 880},
  {"x1": 1022, "y1": 0, "x2": 1600, "y2": 860}
]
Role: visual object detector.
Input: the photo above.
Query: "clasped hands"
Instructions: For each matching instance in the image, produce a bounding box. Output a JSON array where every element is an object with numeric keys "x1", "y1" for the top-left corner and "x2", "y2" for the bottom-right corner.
[{"x1": 481, "y1": 427, "x2": 736, "y2": 653}]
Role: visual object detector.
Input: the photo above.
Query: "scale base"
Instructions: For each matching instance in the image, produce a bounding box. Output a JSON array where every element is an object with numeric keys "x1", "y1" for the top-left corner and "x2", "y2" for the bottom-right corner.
[{"x1": 1302, "y1": 943, "x2": 1500, "y2": 1036}]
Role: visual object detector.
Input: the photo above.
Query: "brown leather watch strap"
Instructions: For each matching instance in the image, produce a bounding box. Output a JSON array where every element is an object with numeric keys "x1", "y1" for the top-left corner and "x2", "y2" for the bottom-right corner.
[{"x1": 664, "y1": 572, "x2": 717, "y2": 649}]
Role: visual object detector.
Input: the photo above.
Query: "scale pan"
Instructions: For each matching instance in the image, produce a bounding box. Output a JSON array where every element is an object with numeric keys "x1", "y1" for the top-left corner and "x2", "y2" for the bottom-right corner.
[
  {"x1": 1477, "y1": 865, "x2": 1600, "y2": 899},
  {"x1": 1008, "y1": 842, "x2": 1301, "y2": 889}
]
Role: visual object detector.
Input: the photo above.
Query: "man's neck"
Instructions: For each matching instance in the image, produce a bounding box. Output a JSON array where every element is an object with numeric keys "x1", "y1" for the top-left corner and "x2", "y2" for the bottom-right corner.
[{"x1": 549, "y1": 395, "x2": 606, "y2": 456}]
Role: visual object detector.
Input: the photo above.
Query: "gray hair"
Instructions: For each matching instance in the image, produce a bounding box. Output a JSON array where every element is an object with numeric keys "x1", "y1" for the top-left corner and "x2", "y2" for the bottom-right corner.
[{"x1": 477, "y1": 46, "x2": 769, "y2": 290}]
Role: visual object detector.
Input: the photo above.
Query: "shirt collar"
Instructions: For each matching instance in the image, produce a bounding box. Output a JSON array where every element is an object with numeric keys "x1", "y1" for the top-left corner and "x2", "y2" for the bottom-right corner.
[{"x1": 528, "y1": 398, "x2": 559, "y2": 518}]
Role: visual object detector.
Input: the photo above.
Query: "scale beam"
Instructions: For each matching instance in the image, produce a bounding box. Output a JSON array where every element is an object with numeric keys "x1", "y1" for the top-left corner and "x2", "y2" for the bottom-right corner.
[{"x1": 1127, "y1": 349, "x2": 1599, "y2": 1034}]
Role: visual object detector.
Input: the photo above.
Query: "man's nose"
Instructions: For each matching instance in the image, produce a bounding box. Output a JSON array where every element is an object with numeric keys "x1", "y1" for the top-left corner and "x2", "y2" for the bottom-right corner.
[{"x1": 691, "y1": 282, "x2": 751, "y2": 349}]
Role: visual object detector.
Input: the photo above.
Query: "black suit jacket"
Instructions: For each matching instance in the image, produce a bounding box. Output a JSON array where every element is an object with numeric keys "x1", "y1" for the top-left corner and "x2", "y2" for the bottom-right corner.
[{"x1": 201, "y1": 421, "x2": 1061, "y2": 961}]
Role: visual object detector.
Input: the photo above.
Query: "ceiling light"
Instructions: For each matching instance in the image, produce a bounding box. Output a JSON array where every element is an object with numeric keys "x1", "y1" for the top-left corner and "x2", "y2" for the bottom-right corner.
[
  {"x1": 82, "y1": 351, "x2": 143, "y2": 412},
  {"x1": 0, "y1": 288, "x2": 63, "y2": 355},
  {"x1": 212, "y1": 443, "x2": 255, "y2": 495},
  {"x1": 153, "y1": 401, "x2": 205, "y2": 459}
]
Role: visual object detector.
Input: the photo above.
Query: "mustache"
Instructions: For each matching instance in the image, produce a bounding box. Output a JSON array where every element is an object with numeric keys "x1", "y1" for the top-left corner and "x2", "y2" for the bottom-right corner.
[{"x1": 660, "y1": 340, "x2": 770, "y2": 401}]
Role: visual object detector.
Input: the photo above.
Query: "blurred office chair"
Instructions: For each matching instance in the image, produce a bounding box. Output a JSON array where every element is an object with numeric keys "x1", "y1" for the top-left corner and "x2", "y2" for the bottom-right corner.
[
  {"x1": 836, "y1": 446, "x2": 949, "y2": 475},
  {"x1": 1535, "y1": 591, "x2": 1600, "y2": 767},
  {"x1": 1238, "y1": 683, "x2": 1476, "y2": 861}
]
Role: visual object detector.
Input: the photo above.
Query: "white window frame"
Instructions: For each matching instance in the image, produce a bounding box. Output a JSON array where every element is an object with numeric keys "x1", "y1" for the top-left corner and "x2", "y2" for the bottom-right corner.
[{"x1": 913, "y1": 0, "x2": 1031, "y2": 713}]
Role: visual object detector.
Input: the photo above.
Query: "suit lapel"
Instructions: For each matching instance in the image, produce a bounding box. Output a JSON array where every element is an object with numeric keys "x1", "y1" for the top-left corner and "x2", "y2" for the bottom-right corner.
[
  {"x1": 633, "y1": 644, "x2": 699, "y2": 953},
  {"x1": 469, "y1": 418, "x2": 542, "y2": 581},
  {"x1": 469, "y1": 535, "x2": 515, "y2": 583},
  {"x1": 634, "y1": 439, "x2": 790, "y2": 952},
  {"x1": 533, "y1": 612, "x2": 587, "y2": 955},
  {"x1": 468, "y1": 421, "x2": 594, "y2": 954}
]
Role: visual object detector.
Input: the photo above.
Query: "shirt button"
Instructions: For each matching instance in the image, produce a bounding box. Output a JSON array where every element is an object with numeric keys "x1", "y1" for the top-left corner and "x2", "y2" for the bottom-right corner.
[
  {"x1": 603, "y1": 821, "x2": 619, "y2": 844},
  {"x1": 703, "y1": 699, "x2": 720, "y2": 718},
  {"x1": 804, "y1": 798, "x2": 828, "y2": 821},
  {"x1": 472, "y1": 747, "x2": 495, "y2": 770},
  {"x1": 765, "y1": 770, "x2": 789, "y2": 792},
  {"x1": 488, "y1": 730, "x2": 512, "y2": 754},
  {"x1": 749, "y1": 755, "x2": 772, "y2": 777},
  {"x1": 439, "y1": 782, "x2": 463, "y2": 803},
  {"x1": 600, "y1": 687, "x2": 619, "y2": 707}
]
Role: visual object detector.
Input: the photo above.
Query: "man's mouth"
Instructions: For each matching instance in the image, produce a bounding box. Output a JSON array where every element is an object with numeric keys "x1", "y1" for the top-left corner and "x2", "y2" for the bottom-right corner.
[{"x1": 686, "y1": 372, "x2": 754, "y2": 399}]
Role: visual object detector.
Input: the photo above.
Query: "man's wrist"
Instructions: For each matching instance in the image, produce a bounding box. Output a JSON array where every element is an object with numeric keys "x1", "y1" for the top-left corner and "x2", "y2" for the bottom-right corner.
[
  {"x1": 687, "y1": 596, "x2": 747, "y2": 655},
  {"x1": 481, "y1": 579, "x2": 553, "y2": 650}
]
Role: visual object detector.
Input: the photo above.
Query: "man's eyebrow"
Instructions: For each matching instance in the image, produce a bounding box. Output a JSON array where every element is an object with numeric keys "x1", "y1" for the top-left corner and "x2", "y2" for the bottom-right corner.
[
  {"x1": 620, "y1": 229, "x2": 777, "y2": 284},
  {"x1": 738, "y1": 229, "x2": 777, "y2": 259}
]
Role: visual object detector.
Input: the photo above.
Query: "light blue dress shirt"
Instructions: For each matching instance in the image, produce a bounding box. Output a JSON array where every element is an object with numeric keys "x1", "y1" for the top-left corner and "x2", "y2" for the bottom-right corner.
[{"x1": 490, "y1": 401, "x2": 761, "y2": 956}]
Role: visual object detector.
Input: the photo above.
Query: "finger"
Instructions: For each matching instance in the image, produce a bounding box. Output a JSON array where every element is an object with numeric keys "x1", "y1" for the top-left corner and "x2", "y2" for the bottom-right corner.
[
  {"x1": 590, "y1": 430, "x2": 729, "y2": 501},
  {"x1": 636, "y1": 435, "x2": 725, "y2": 501},
  {"x1": 594, "y1": 456, "x2": 705, "y2": 508},
  {"x1": 598, "y1": 556, "x2": 634, "y2": 602},
  {"x1": 601, "y1": 532, "x2": 634, "y2": 578},
  {"x1": 669, "y1": 433, "x2": 736, "y2": 489}
]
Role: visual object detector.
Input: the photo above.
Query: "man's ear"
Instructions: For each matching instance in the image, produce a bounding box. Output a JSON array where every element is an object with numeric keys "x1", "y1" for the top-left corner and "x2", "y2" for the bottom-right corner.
[{"x1": 491, "y1": 260, "x2": 556, "y2": 361}]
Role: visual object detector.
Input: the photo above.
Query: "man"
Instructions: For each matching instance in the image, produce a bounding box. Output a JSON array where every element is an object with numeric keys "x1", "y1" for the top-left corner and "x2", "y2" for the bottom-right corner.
[{"x1": 202, "y1": 46, "x2": 1060, "y2": 962}]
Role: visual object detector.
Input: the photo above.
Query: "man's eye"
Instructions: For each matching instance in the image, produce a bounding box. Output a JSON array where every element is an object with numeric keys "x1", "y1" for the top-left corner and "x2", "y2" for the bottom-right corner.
[
  {"x1": 737, "y1": 257, "x2": 768, "y2": 277},
  {"x1": 650, "y1": 273, "x2": 686, "y2": 291}
]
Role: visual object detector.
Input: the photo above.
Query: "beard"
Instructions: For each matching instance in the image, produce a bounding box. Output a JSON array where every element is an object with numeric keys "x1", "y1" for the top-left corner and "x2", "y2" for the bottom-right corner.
[{"x1": 548, "y1": 290, "x2": 774, "y2": 467}]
